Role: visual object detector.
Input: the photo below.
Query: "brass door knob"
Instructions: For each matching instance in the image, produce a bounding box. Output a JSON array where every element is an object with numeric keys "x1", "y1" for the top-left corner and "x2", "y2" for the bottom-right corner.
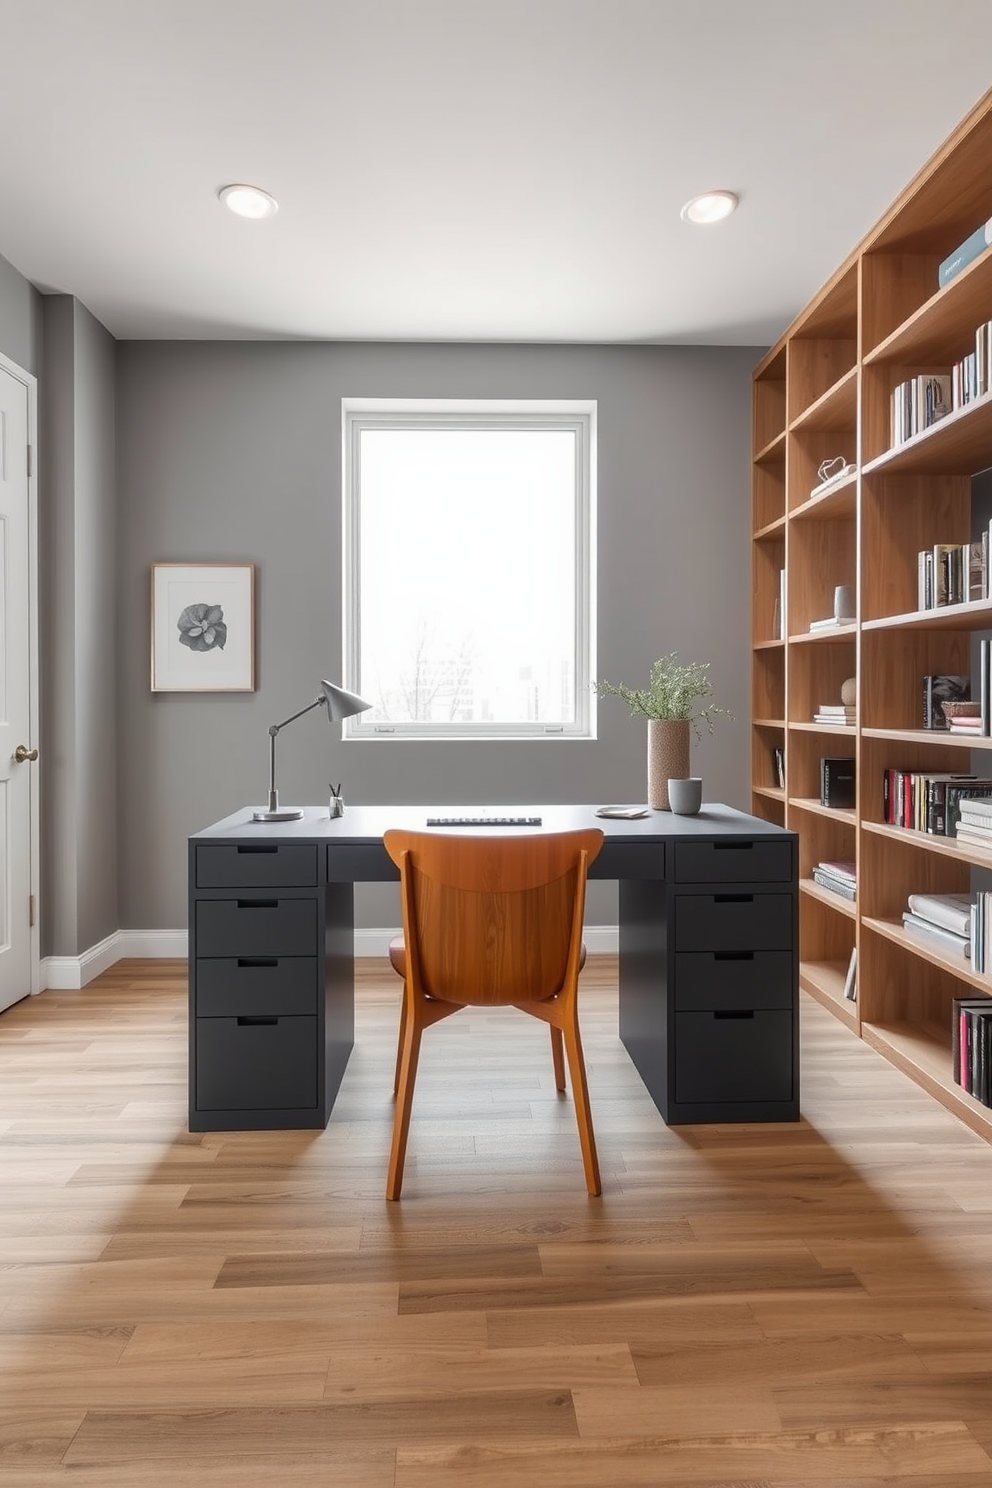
[{"x1": 14, "y1": 745, "x2": 39, "y2": 763}]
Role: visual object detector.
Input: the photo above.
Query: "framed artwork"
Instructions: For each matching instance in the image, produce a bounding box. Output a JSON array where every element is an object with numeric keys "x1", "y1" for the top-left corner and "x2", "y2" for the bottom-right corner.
[{"x1": 151, "y1": 562, "x2": 255, "y2": 692}]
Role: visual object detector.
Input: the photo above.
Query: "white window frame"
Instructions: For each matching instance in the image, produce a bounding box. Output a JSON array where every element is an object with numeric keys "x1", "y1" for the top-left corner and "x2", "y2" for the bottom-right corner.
[{"x1": 342, "y1": 398, "x2": 596, "y2": 740}]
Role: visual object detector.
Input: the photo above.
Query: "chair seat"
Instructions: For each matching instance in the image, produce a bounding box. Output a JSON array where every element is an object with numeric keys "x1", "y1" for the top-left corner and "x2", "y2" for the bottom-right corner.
[{"x1": 388, "y1": 933, "x2": 586, "y2": 979}]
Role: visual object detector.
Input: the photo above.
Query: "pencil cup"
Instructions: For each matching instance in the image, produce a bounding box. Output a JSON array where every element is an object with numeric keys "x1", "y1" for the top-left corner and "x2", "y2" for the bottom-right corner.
[{"x1": 667, "y1": 778, "x2": 702, "y2": 815}]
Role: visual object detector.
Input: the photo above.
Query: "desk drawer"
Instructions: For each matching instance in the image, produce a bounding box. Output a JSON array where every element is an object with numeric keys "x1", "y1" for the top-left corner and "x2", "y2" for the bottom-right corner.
[
  {"x1": 196, "y1": 898, "x2": 318, "y2": 958},
  {"x1": 675, "y1": 1009, "x2": 793, "y2": 1104},
  {"x1": 593, "y1": 841, "x2": 665, "y2": 882},
  {"x1": 196, "y1": 843, "x2": 318, "y2": 888},
  {"x1": 195, "y1": 957, "x2": 318, "y2": 1017},
  {"x1": 674, "y1": 950, "x2": 794, "y2": 1011},
  {"x1": 326, "y1": 843, "x2": 395, "y2": 883},
  {"x1": 675, "y1": 838, "x2": 793, "y2": 884},
  {"x1": 196, "y1": 1015, "x2": 317, "y2": 1111},
  {"x1": 674, "y1": 893, "x2": 793, "y2": 953}
]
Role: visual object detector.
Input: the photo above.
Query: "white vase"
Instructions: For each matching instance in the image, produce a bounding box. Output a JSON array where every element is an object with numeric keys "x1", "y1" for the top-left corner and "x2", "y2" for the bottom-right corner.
[{"x1": 647, "y1": 719, "x2": 691, "y2": 810}]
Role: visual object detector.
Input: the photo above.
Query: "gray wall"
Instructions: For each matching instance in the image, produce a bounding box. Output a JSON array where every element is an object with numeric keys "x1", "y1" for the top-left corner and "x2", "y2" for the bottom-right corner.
[
  {"x1": 39, "y1": 296, "x2": 118, "y2": 956},
  {"x1": 0, "y1": 249, "x2": 41, "y2": 376},
  {"x1": 117, "y1": 340, "x2": 759, "y2": 931}
]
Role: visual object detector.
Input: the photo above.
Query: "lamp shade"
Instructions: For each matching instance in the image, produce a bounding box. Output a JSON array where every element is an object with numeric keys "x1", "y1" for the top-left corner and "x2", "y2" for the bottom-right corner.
[{"x1": 320, "y1": 680, "x2": 372, "y2": 722}]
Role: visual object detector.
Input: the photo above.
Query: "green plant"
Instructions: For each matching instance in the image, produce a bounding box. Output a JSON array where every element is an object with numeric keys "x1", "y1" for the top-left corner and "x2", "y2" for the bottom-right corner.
[{"x1": 594, "y1": 653, "x2": 732, "y2": 740}]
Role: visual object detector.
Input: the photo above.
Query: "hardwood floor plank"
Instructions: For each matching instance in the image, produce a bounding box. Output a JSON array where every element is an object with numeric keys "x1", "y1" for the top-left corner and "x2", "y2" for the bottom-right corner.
[{"x1": 321, "y1": 1343, "x2": 637, "y2": 1398}]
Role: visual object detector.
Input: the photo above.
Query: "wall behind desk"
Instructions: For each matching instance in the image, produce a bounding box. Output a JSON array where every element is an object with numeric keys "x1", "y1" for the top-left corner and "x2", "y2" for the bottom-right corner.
[{"x1": 117, "y1": 340, "x2": 759, "y2": 932}]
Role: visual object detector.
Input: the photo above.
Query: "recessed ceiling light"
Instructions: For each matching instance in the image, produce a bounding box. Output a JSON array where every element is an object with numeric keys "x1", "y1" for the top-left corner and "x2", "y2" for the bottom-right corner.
[
  {"x1": 218, "y1": 183, "x2": 279, "y2": 220},
  {"x1": 680, "y1": 190, "x2": 739, "y2": 225}
]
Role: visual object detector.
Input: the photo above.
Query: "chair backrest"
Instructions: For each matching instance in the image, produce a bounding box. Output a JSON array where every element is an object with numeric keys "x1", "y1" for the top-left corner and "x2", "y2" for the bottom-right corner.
[{"x1": 383, "y1": 828, "x2": 604, "y2": 1006}]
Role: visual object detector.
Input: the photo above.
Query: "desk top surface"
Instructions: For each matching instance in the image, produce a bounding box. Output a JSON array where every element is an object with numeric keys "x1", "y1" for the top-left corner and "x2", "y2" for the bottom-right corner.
[{"x1": 192, "y1": 802, "x2": 793, "y2": 845}]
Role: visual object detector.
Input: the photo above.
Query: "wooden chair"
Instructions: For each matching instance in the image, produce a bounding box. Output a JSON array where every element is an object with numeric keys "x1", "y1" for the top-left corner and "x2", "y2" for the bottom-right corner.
[{"x1": 382, "y1": 827, "x2": 604, "y2": 1200}]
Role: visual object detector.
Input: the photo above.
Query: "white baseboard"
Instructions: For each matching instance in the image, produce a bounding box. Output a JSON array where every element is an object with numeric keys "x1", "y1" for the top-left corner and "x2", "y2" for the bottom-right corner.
[{"x1": 40, "y1": 925, "x2": 620, "y2": 989}]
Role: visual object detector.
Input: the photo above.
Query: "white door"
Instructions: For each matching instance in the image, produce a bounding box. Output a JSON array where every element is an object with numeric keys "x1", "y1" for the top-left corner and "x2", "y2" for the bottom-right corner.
[{"x1": 0, "y1": 357, "x2": 38, "y2": 1012}]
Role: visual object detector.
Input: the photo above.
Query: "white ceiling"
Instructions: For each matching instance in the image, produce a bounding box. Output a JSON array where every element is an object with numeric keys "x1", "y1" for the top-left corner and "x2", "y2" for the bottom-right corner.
[{"x1": 2, "y1": 0, "x2": 992, "y2": 346}]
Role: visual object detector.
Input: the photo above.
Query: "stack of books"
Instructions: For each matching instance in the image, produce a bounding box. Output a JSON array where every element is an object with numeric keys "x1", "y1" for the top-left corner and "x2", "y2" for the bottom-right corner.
[
  {"x1": 947, "y1": 711, "x2": 984, "y2": 737},
  {"x1": 813, "y1": 703, "x2": 856, "y2": 726},
  {"x1": 883, "y1": 770, "x2": 992, "y2": 835},
  {"x1": 891, "y1": 372, "x2": 952, "y2": 446},
  {"x1": 922, "y1": 674, "x2": 970, "y2": 729},
  {"x1": 954, "y1": 796, "x2": 992, "y2": 850},
  {"x1": 812, "y1": 859, "x2": 856, "y2": 902},
  {"x1": 917, "y1": 542, "x2": 986, "y2": 609},
  {"x1": 952, "y1": 994, "x2": 992, "y2": 1108},
  {"x1": 902, "y1": 891, "x2": 971, "y2": 959}
]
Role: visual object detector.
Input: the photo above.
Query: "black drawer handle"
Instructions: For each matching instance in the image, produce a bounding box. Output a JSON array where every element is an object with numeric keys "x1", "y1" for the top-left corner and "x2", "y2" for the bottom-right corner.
[
  {"x1": 237, "y1": 899, "x2": 278, "y2": 909},
  {"x1": 713, "y1": 841, "x2": 754, "y2": 851},
  {"x1": 237, "y1": 957, "x2": 278, "y2": 968},
  {"x1": 237, "y1": 1016, "x2": 279, "y2": 1027},
  {"x1": 237, "y1": 845, "x2": 278, "y2": 854},
  {"x1": 714, "y1": 894, "x2": 754, "y2": 904},
  {"x1": 714, "y1": 951, "x2": 755, "y2": 961},
  {"x1": 713, "y1": 1010, "x2": 755, "y2": 1020}
]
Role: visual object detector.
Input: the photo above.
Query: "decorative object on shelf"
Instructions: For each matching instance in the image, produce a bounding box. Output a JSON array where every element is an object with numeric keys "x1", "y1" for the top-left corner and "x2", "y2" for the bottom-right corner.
[
  {"x1": 595, "y1": 654, "x2": 732, "y2": 810},
  {"x1": 833, "y1": 584, "x2": 855, "y2": 621},
  {"x1": 667, "y1": 777, "x2": 702, "y2": 815},
  {"x1": 150, "y1": 561, "x2": 255, "y2": 692},
  {"x1": 841, "y1": 677, "x2": 857, "y2": 706},
  {"x1": 252, "y1": 679, "x2": 371, "y2": 822},
  {"x1": 815, "y1": 456, "x2": 857, "y2": 488},
  {"x1": 923, "y1": 674, "x2": 970, "y2": 730}
]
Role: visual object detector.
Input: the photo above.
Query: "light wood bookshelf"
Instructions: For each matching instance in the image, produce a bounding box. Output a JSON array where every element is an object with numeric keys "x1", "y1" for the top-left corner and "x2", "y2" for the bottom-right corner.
[{"x1": 751, "y1": 84, "x2": 992, "y2": 1141}]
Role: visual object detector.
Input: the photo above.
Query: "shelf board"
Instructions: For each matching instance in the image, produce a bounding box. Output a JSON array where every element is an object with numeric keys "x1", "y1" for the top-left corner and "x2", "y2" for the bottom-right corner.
[
  {"x1": 754, "y1": 430, "x2": 786, "y2": 465},
  {"x1": 790, "y1": 366, "x2": 858, "y2": 433},
  {"x1": 789, "y1": 472, "x2": 857, "y2": 522},
  {"x1": 863, "y1": 914, "x2": 987, "y2": 992},
  {"x1": 800, "y1": 877, "x2": 857, "y2": 918},
  {"x1": 753, "y1": 637, "x2": 785, "y2": 652},
  {"x1": 860, "y1": 1018, "x2": 992, "y2": 1143},
  {"x1": 862, "y1": 597, "x2": 992, "y2": 632},
  {"x1": 752, "y1": 718, "x2": 786, "y2": 730},
  {"x1": 789, "y1": 720, "x2": 858, "y2": 735},
  {"x1": 789, "y1": 624, "x2": 857, "y2": 644},
  {"x1": 800, "y1": 958, "x2": 859, "y2": 1032},
  {"x1": 752, "y1": 784, "x2": 785, "y2": 802},
  {"x1": 790, "y1": 796, "x2": 856, "y2": 826},
  {"x1": 752, "y1": 514, "x2": 786, "y2": 541},
  {"x1": 861, "y1": 726, "x2": 992, "y2": 750},
  {"x1": 862, "y1": 390, "x2": 992, "y2": 477},
  {"x1": 861, "y1": 818, "x2": 992, "y2": 868},
  {"x1": 864, "y1": 248, "x2": 992, "y2": 368}
]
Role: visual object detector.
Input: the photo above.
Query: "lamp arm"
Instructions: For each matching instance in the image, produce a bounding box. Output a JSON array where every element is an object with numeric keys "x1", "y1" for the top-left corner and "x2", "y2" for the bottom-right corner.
[{"x1": 265, "y1": 696, "x2": 325, "y2": 812}]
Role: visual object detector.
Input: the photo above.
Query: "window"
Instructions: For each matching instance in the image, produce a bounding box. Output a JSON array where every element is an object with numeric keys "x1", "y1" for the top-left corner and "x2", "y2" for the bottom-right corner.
[{"x1": 342, "y1": 399, "x2": 596, "y2": 739}]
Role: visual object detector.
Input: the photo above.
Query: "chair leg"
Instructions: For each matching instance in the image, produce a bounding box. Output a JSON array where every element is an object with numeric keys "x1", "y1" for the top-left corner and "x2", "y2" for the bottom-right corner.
[
  {"x1": 387, "y1": 1002, "x2": 423, "y2": 1201},
  {"x1": 562, "y1": 1018, "x2": 601, "y2": 1197},
  {"x1": 393, "y1": 991, "x2": 408, "y2": 1096},
  {"x1": 550, "y1": 1026, "x2": 566, "y2": 1092}
]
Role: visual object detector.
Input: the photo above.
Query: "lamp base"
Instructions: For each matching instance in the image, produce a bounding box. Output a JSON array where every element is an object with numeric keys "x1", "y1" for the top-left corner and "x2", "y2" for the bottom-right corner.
[{"x1": 252, "y1": 806, "x2": 305, "y2": 822}]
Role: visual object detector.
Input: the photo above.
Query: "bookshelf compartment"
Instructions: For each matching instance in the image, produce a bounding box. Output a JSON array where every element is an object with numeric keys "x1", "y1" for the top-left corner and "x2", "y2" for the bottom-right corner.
[
  {"x1": 860, "y1": 628, "x2": 970, "y2": 733},
  {"x1": 860, "y1": 252, "x2": 944, "y2": 357},
  {"x1": 860, "y1": 472, "x2": 971, "y2": 622},
  {"x1": 753, "y1": 459, "x2": 786, "y2": 533},
  {"x1": 788, "y1": 431, "x2": 857, "y2": 515},
  {"x1": 754, "y1": 349, "x2": 786, "y2": 450},
  {"x1": 787, "y1": 343, "x2": 857, "y2": 427},
  {"x1": 786, "y1": 644, "x2": 855, "y2": 729},
  {"x1": 786, "y1": 515, "x2": 856, "y2": 636}
]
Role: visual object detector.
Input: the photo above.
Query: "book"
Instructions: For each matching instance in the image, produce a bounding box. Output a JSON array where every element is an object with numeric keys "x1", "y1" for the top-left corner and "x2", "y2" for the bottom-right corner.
[
  {"x1": 982, "y1": 637, "x2": 991, "y2": 736},
  {"x1": 843, "y1": 946, "x2": 858, "y2": 1002},
  {"x1": 947, "y1": 783, "x2": 992, "y2": 837},
  {"x1": 819, "y1": 859, "x2": 856, "y2": 882},
  {"x1": 956, "y1": 794, "x2": 992, "y2": 820},
  {"x1": 812, "y1": 868, "x2": 856, "y2": 901},
  {"x1": 902, "y1": 911, "x2": 970, "y2": 957},
  {"x1": 820, "y1": 756, "x2": 855, "y2": 810},
  {"x1": 809, "y1": 615, "x2": 855, "y2": 631},
  {"x1": 949, "y1": 825, "x2": 992, "y2": 851},
  {"x1": 957, "y1": 808, "x2": 992, "y2": 831},
  {"x1": 906, "y1": 892, "x2": 971, "y2": 937},
  {"x1": 815, "y1": 705, "x2": 856, "y2": 718},
  {"x1": 813, "y1": 713, "x2": 855, "y2": 726},
  {"x1": 938, "y1": 215, "x2": 992, "y2": 288},
  {"x1": 923, "y1": 674, "x2": 970, "y2": 729},
  {"x1": 772, "y1": 746, "x2": 785, "y2": 789}
]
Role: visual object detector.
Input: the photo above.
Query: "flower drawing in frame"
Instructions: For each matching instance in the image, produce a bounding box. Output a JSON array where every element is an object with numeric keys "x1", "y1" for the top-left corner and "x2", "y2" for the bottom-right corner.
[{"x1": 151, "y1": 562, "x2": 254, "y2": 692}]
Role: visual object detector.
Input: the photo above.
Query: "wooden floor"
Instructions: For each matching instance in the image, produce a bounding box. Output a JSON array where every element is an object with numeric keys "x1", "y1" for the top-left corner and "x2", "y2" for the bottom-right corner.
[{"x1": 3, "y1": 960, "x2": 992, "y2": 1486}]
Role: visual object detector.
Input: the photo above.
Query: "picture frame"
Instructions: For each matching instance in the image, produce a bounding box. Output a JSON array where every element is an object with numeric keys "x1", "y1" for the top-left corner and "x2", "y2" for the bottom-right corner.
[{"x1": 150, "y1": 562, "x2": 255, "y2": 692}]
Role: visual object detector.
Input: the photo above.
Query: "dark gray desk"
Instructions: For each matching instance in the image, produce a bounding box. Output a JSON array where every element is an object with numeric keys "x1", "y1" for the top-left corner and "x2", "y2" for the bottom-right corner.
[{"x1": 188, "y1": 803, "x2": 798, "y2": 1132}]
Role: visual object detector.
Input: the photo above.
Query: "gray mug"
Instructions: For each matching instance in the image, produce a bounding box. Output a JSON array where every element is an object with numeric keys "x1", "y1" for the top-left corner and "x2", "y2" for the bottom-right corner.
[{"x1": 668, "y1": 777, "x2": 702, "y2": 815}]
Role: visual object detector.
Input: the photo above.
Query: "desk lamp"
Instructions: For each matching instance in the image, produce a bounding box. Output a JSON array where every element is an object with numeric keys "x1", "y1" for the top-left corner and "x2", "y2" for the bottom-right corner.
[{"x1": 252, "y1": 679, "x2": 371, "y2": 822}]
